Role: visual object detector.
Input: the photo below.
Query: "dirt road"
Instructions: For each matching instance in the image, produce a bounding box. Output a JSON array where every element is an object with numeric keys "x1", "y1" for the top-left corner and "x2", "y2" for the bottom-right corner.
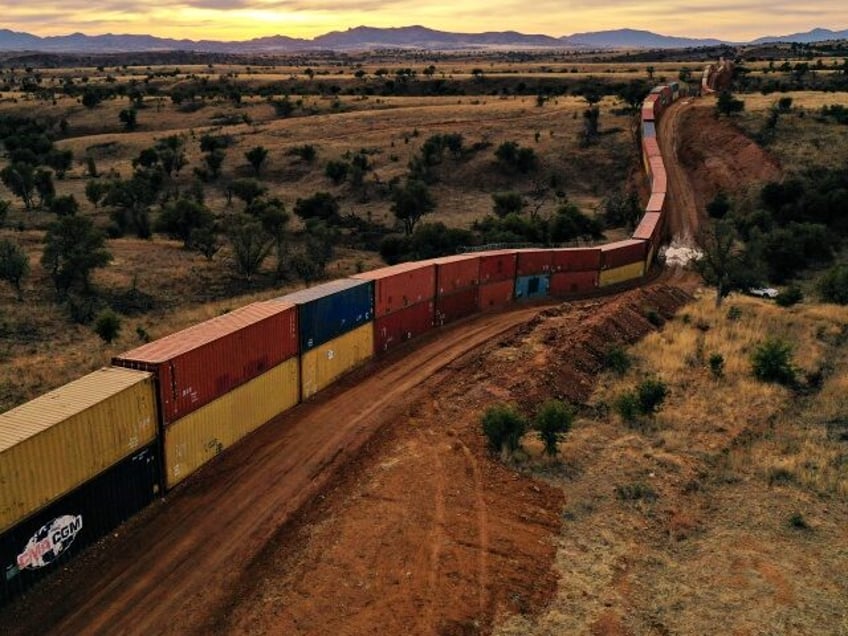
[{"x1": 657, "y1": 98, "x2": 702, "y2": 242}]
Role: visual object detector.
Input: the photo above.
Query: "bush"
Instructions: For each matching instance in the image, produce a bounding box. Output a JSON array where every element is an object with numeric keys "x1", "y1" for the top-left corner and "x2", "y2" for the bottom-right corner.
[
  {"x1": 603, "y1": 347, "x2": 632, "y2": 375},
  {"x1": 751, "y1": 338, "x2": 796, "y2": 386},
  {"x1": 614, "y1": 392, "x2": 640, "y2": 422},
  {"x1": 637, "y1": 378, "x2": 668, "y2": 414},
  {"x1": 775, "y1": 285, "x2": 803, "y2": 307},
  {"x1": 818, "y1": 265, "x2": 848, "y2": 304},
  {"x1": 533, "y1": 400, "x2": 574, "y2": 457},
  {"x1": 482, "y1": 404, "x2": 527, "y2": 454},
  {"x1": 708, "y1": 353, "x2": 725, "y2": 378},
  {"x1": 94, "y1": 309, "x2": 122, "y2": 343}
]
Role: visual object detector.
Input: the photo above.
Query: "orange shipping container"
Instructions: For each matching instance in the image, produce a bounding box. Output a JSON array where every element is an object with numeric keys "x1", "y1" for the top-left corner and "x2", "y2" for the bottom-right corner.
[
  {"x1": 478, "y1": 280, "x2": 515, "y2": 311},
  {"x1": 352, "y1": 261, "x2": 436, "y2": 318},
  {"x1": 433, "y1": 254, "x2": 480, "y2": 295},
  {"x1": 550, "y1": 271, "x2": 598, "y2": 296},
  {"x1": 478, "y1": 251, "x2": 518, "y2": 284}
]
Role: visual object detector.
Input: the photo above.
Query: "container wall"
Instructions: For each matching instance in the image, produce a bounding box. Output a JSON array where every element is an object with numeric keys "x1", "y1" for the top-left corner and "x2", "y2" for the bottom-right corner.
[
  {"x1": 478, "y1": 251, "x2": 517, "y2": 284},
  {"x1": 300, "y1": 323, "x2": 374, "y2": 401},
  {"x1": 0, "y1": 443, "x2": 159, "y2": 606},
  {"x1": 649, "y1": 157, "x2": 667, "y2": 194},
  {"x1": 646, "y1": 192, "x2": 666, "y2": 215},
  {"x1": 633, "y1": 212, "x2": 662, "y2": 242},
  {"x1": 374, "y1": 301, "x2": 434, "y2": 354},
  {"x1": 550, "y1": 271, "x2": 599, "y2": 296},
  {"x1": 114, "y1": 302, "x2": 298, "y2": 425},
  {"x1": 274, "y1": 279, "x2": 373, "y2": 352},
  {"x1": 642, "y1": 121, "x2": 656, "y2": 138},
  {"x1": 0, "y1": 368, "x2": 157, "y2": 535},
  {"x1": 515, "y1": 274, "x2": 551, "y2": 301},
  {"x1": 601, "y1": 240, "x2": 647, "y2": 270},
  {"x1": 435, "y1": 287, "x2": 479, "y2": 325},
  {"x1": 550, "y1": 247, "x2": 602, "y2": 272},
  {"x1": 164, "y1": 358, "x2": 300, "y2": 489},
  {"x1": 643, "y1": 137, "x2": 661, "y2": 160},
  {"x1": 434, "y1": 255, "x2": 481, "y2": 295},
  {"x1": 478, "y1": 280, "x2": 515, "y2": 311},
  {"x1": 516, "y1": 250, "x2": 553, "y2": 276},
  {"x1": 352, "y1": 262, "x2": 436, "y2": 318},
  {"x1": 599, "y1": 262, "x2": 645, "y2": 287}
]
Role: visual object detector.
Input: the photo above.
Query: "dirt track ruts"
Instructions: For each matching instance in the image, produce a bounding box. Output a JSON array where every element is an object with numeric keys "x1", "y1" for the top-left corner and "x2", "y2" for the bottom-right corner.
[{"x1": 657, "y1": 98, "x2": 702, "y2": 242}]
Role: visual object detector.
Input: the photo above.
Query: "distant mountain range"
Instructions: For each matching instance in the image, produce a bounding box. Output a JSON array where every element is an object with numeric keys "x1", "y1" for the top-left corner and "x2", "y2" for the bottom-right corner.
[{"x1": 0, "y1": 25, "x2": 845, "y2": 54}]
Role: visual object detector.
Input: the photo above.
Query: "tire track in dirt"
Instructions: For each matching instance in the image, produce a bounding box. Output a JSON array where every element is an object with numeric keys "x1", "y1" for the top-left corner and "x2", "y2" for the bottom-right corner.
[
  {"x1": 657, "y1": 98, "x2": 701, "y2": 243},
  {"x1": 458, "y1": 440, "x2": 491, "y2": 616}
]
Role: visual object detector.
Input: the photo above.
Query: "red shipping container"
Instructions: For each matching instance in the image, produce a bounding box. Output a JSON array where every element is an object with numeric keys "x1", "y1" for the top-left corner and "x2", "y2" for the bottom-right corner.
[
  {"x1": 646, "y1": 192, "x2": 665, "y2": 215},
  {"x1": 113, "y1": 302, "x2": 298, "y2": 425},
  {"x1": 642, "y1": 96, "x2": 658, "y2": 122},
  {"x1": 479, "y1": 250, "x2": 518, "y2": 284},
  {"x1": 478, "y1": 280, "x2": 515, "y2": 311},
  {"x1": 374, "y1": 300, "x2": 434, "y2": 353},
  {"x1": 633, "y1": 212, "x2": 662, "y2": 243},
  {"x1": 435, "y1": 287, "x2": 479, "y2": 325},
  {"x1": 550, "y1": 247, "x2": 602, "y2": 272},
  {"x1": 550, "y1": 271, "x2": 599, "y2": 296},
  {"x1": 642, "y1": 137, "x2": 661, "y2": 161},
  {"x1": 650, "y1": 157, "x2": 667, "y2": 194},
  {"x1": 516, "y1": 249, "x2": 553, "y2": 276},
  {"x1": 352, "y1": 261, "x2": 435, "y2": 318},
  {"x1": 433, "y1": 254, "x2": 480, "y2": 295},
  {"x1": 601, "y1": 239, "x2": 646, "y2": 269}
]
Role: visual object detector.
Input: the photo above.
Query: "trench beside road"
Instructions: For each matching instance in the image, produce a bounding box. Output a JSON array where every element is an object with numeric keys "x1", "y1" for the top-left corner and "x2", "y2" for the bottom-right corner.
[{"x1": 12, "y1": 305, "x2": 544, "y2": 636}]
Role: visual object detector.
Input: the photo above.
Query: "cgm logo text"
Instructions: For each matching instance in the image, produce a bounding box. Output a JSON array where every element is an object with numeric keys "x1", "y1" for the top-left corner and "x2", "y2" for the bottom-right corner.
[{"x1": 16, "y1": 515, "x2": 83, "y2": 570}]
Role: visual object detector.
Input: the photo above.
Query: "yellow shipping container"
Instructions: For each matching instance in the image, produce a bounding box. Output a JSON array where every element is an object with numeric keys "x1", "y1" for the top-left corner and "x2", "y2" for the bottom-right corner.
[
  {"x1": 0, "y1": 368, "x2": 156, "y2": 534},
  {"x1": 301, "y1": 323, "x2": 374, "y2": 400},
  {"x1": 599, "y1": 261, "x2": 645, "y2": 287},
  {"x1": 164, "y1": 357, "x2": 299, "y2": 489}
]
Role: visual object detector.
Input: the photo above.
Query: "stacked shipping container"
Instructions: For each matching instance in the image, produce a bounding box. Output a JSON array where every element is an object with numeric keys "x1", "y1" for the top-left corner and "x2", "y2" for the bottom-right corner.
[
  {"x1": 478, "y1": 251, "x2": 517, "y2": 311},
  {"x1": 515, "y1": 249, "x2": 552, "y2": 301},
  {"x1": 434, "y1": 254, "x2": 480, "y2": 325}
]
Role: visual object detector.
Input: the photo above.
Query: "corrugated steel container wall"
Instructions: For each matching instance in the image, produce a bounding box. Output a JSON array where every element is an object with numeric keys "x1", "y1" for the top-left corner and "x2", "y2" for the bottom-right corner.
[
  {"x1": 273, "y1": 279, "x2": 373, "y2": 352},
  {"x1": 478, "y1": 251, "x2": 518, "y2": 284},
  {"x1": 1, "y1": 444, "x2": 158, "y2": 605},
  {"x1": 646, "y1": 192, "x2": 666, "y2": 215},
  {"x1": 649, "y1": 157, "x2": 667, "y2": 194},
  {"x1": 374, "y1": 301, "x2": 434, "y2": 353},
  {"x1": 515, "y1": 274, "x2": 551, "y2": 300},
  {"x1": 642, "y1": 95, "x2": 658, "y2": 122},
  {"x1": 633, "y1": 212, "x2": 662, "y2": 243},
  {"x1": 551, "y1": 247, "x2": 602, "y2": 272},
  {"x1": 164, "y1": 358, "x2": 300, "y2": 489},
  {"x1": 643, "y1": 137, "x2": 661, "y2": 160},
  {"x1": 601, "y1": 240, "x2": 647, "y2": 270},
  {"x1": 550, "y1": 271, "x2": 599, "y2": 296},
  {"x1": 301, "y1": 322, "x2": 374, "y2": 401},
  {"x1": 516, "y1": 250, "x2": 553, "y2": 276},
  {"x1": 435, "y1": 287, "x2": 479, "y2": 325},
  {"x1": 478, "y1": 280, "x2": 515, "y2": 311},
  {"x1": 114, "y1": 302, "x2": 298, "y2": 425},
  {"x1": 351, "y1": 262, "x2": 436, "y2": 318},
  {"x1": 642, "y1": 121, "x2": 656, "y2": 138},
  {"x1": 434, "y1": 254, "x2": 481, "y2": 295},
  {"x1": 599, "y1": 262, "x2": 645, "y2": 287},
  {"x1": 0, "y1": 368, "x2": 157, "y2": 535}
]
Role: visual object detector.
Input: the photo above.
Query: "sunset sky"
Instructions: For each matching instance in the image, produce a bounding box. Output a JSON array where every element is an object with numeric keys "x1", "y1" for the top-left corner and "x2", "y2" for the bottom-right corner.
[{"x1": 4, "y1": 0, "x2": 847, "y2": 42}]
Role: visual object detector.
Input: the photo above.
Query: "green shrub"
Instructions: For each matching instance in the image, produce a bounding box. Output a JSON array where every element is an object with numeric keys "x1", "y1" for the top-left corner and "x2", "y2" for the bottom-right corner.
[
  {"x1": 533, "y1": 400, "x2": 574, "y2": 457},
  {"x1": 94, "y1": 309, "x2": 121, "y2": 343},
  {"x1": 788, "y1": 512, "x2": 809, "y2": 530},
  {"x1": 751, "y1": 339, "x2": 796, "y2": 386},
  {"x1": 726, "y1": 306, "x2": 742, "y2": 321},
  {"x1": 637, "y1": 378, "x2": 668, "y2": 414},
  {"x1": 615, "y1": 482, "x2": 657, "y2": 501},
  {"x1": 603, "y1": 346, "x2": 632, "y2": 375},
  {"x1": 775, "y1": 285, "x2": 803, "y2": 307},
  {"x1": 818, "y1": 265, "x2": 848, "y2": 304},
  {"x1": 482, "y1": 404, "x2": 527, "y2": 454},
  {"x1": 708, "y1": 353, "x2": 725, "y2": 379},
  {"x1": 614, "y1": 392, "x2": 640, "y2": 422}
]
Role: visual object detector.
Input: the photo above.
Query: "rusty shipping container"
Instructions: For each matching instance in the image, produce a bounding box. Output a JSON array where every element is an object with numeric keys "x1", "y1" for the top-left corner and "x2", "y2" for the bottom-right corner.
[
  {"x1": 0, "y1": 368, "x2": 157, "y2": 535},
  {"x1": 516, "y1": 250, "x2": 553, "y2": 276},
  {"x1": 352, "y1": 261, "x2": 435, "y2": 318},
  {"x1": 643, "y1": 137, "x2": 661, "y2": 161},
  {"x1": 435, "y1": 287, "x2": 479, "y2": 325},
  {"x1": 478, "y1": 280, "x2": 515, "y2": 311},
  {"x1": 1, "y1": 443, "x2": 158, "y2": 606},
  {"x1": 599, "y1": 262, "x2": 645, "y2": 287},
  {"x1": 163, "y1": 357, "x2": 300, "y2": 489},
  {"x1": 478, "y1": 250, "x2": 517, "y2": 284},
  {"x1": 273, "y1": 279, "x2": 373, "y2": 352},
  {"x1": 646, "y1": 192, "x2": 666, "y2": 215},
  {"x1": 550, "y1": 247, "x2": 602, "y2": 272},
  {"x1": 433, "y1": 254, "x2": 480, "y2": 295},
  {"x1": 374, "y1": 301, "x2": 434, "y2": 353},
  {"x1": 601, "y1": 239, "x2": 647, "y2": 270},
  {"x1": 550, "y1": 271, "x2": 599, "y2": 296},
  {"x1": 114, "y1": 302, "x2": 298, "y2": 426},
  {"x1": 633, "y1": 212, "x2": 663, "y2": 244},
  {"x1": 301, "y1": 322, "x2": 374, "y2": 400},
  {"x1": 642, "y1": 95, "x2": 658, "y2": 121},
  {"x1": 649, "y1": 157, "x2": 667, "y2": 194}
]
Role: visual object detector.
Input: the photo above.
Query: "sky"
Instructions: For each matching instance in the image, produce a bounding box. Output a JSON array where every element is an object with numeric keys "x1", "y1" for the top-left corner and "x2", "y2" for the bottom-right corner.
[{"x1": 3, "y1": 0, "x2": 847, "y2": 42}]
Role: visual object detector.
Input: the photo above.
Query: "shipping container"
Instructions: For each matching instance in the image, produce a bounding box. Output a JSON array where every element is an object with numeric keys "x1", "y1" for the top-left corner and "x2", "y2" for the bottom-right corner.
[
  {"x1": 435, "y1": 287, "x2": 479, "y2": 325},
  {"x1": 351, "y1": 262, "x2": 435, "y2": 318},
  {"x1": 478, "y1": 280, "x2": 515, "y2": 311},
  {"x1": 643, "y1": 137, "x2": 661, "y2": 161},
  {"x1": 114, "y1": 302, "x2": 297, "y2": 426},
  {"x1": 478, "y1": 250, "x2": 517, "y2": 284},
  {"x1": 301, "y1": 323, "x2": 374, "y2": 400},
  {"x1": 642, "y1": 121, "x2": 656, "y2": 138},
  {"x1": 601, "y1": 239, "x2": 646, "y2": 270},
  {"x1": 374, "y1": 301, "x2": 434, "y2": 353},
  {"x1": 0, "y1": 368, "x2": 156, "y2": 535},
  {"x1": 550, "y1": 247, "x2": 602, "y2": 272},
  {"x1": 633, "y1": 212, "x2": 663, "y2": 243},
  {"x1": 164, "y1": 358, "x2": 300, "y2": 488},
  {"x1": 599, "y1": 262, "x2": 645, "y2": 287},
  {"x1": 516, "y1": 250, "x2": 553, "y2": 276},
  {"x1": 1, "y1": 444, "x2": 158, "y2": 606},
  {"x1": 642, "y1": 95, "x2": 658, "y2": 121},
  {"x1": 515, "y1": 274, "x2": 551, "y2": 300},
  {"x1": 273, "y1": 279, "x2": 373, "y2": 352},
  {"x1": 550, "y1": 271, "x2": 599, "y2": 296},
  {"x1": 649, "y1": 156, "x2": 667, "y2": 194},
  {"x1": 646, "y1": 192, "x2": 666, "y2": 215},
  {"x1": 433, "y1": 254, "x2": 480, "y2": 295}
]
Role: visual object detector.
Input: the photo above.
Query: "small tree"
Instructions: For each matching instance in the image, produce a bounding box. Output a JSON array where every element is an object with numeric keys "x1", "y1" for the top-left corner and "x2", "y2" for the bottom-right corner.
[
  {"x1": 695, "y1": 220, "x2": 761, "y2": 307},
  {"x1": 481, "y1": 404, "x2": 527, "y2": 454},
  {"x1": 157, "y1": 198, "x2": 215, "y2": 248},
  {"x1": 119, "y1": 108, "x2": 138, "y2": 131},
  {"x1": 294, "y1": 192, "x2": 340, "y2": 224},
  {"x1": 637, "y1": 378, "x2": 668, "y2": 414},
  {"x1": 0, "y1": 199, "x2": 9, "y2": 227},
  {"x1": 85, "y1": 180, "x2": 107, "y2": 208},
  {"x1": 245, "y1": 146, "x2": 269, "y2": 177},
  {"x1": 391, "y1": 179, "x2": 436, "y2": 236},
  {"x1": 45, "y1": 149, "x2": 73, "y2": 179},
  {"x1": 751, "y1": 339, "x2": 796, "y2": 386},
  {"x1": 533, "y1": 400, "x2": 574, "y2": 457},
  {"x1": 492, "y1": 191, "x2": 524, "y2": 218},
  {"x1": 0, "y1": 164, "x2": 36, "y2": 209},
  {"x1": 41, "y1": 215, "x2": 112, "y2": 296},
  {"x1": 94, "y1": 309, "x2": 121, "y2": 343},
  {"x1": 325, "y1": 160, "x2": 349, "y2": 185},
  {"x1": 228, "y1": 179, "x2": 267, "y2": 209},
  {"x1": 49, "y1": 194, "x2": 79, "y2": 217},
  {"x1": 716, "y1": 90, "x2": 745, "y2": 117},
  {"x1": 0, "y1": 238, "x2": 29, "y2": 299},
  {"x1": 818, "y1": 265, "x2": 848, "y2": 304},
  {"x1": 709, "y1": 353, "x2": 725, "y2": 378},
  {"x1": 225, "y1": 214, "x2": 273, "y2": 281},
  {"x1": 34, "y1": 169, "x2": 55, "y2": 208}
]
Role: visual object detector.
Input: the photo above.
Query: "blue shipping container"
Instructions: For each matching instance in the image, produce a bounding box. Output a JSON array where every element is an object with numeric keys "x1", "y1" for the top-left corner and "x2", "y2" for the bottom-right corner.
[
  {"x1": 274, "y1": 279, "x2": 374, "y2": 351},
  {"x1": 642, "y1": 121, "x2": 656, "y2": 138},
  {"x1": 515, "y1": 275, "x2": 550, "y2": 301}
]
